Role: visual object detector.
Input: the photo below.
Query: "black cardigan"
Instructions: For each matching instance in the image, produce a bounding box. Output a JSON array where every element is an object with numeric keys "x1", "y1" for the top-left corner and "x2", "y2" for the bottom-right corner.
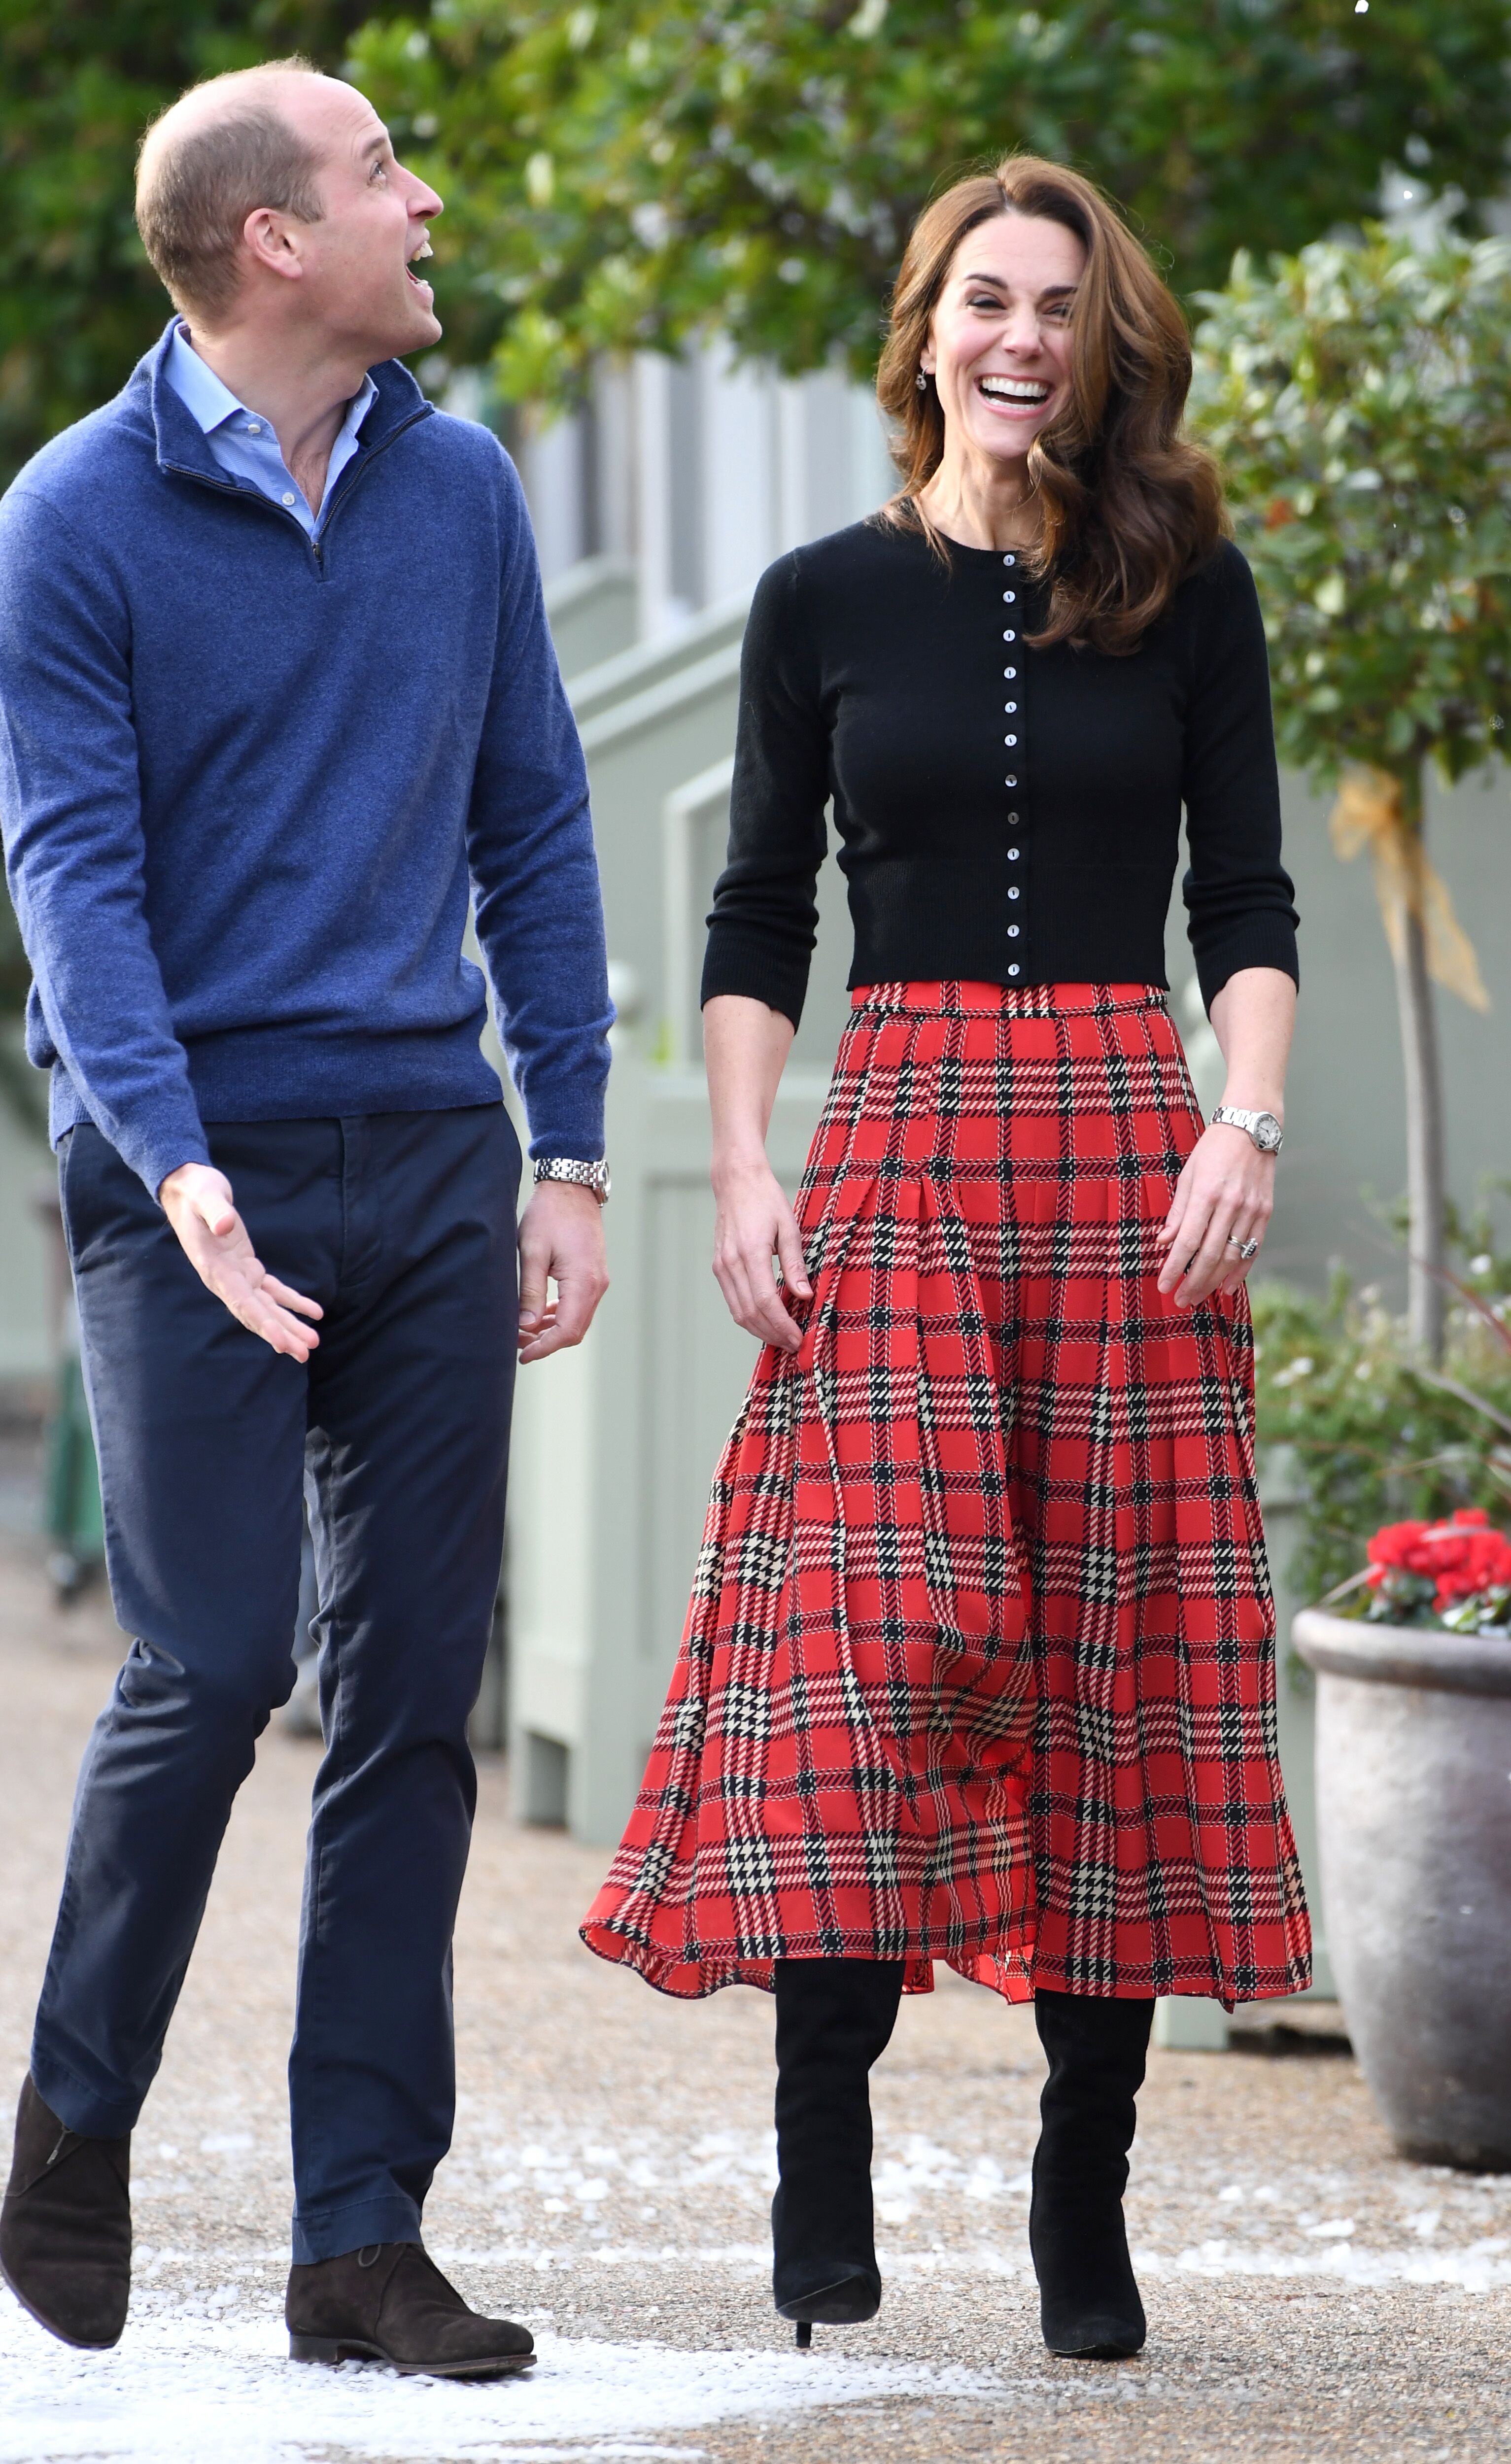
[{"x1": 700, "y1": 520, "x2": 1299, "y2": 1025}]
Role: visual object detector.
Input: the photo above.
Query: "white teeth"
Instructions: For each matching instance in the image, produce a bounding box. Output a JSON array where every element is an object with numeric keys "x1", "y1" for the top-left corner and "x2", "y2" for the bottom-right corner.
[
  {"x1": 412, "y1": 240, "x2": 433, "y2": 262},
  {"x1": 981, "y1": 378, "x2": 1049, "y2": 403}
]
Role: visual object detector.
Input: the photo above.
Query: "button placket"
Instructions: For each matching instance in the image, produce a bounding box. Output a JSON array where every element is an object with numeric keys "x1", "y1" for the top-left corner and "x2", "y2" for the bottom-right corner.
[{"x1": 1000, "y1": 553, "x2": 1024, "y2": 978}]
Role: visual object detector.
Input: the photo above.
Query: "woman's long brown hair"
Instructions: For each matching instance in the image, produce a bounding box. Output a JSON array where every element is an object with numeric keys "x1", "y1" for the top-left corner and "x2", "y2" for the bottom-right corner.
[{"x1": 875, "y1": 156, "x2": 1227, "y2": 654}]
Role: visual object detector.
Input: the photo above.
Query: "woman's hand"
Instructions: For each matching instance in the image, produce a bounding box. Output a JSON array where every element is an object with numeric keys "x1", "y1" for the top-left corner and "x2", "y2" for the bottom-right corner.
[
  {"x1": 1156, "y1": 1122, "x2": 1275, "y2": 1309},
  {"x1": 712, "y1": 1155, "x2": 812, "y2": 1353},
  {"x1": 1159, "y1": 965, "x2": 1295, "y2": 1309},
  {"x1": 703, "y1": 994, "x2": 807, "y2": 1351}
]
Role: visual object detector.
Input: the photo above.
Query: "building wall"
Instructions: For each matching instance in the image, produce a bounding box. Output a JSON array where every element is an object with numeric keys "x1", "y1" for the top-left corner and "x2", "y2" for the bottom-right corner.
[
  {"x1": 515, "y1": 344, "x2": 896, "y2": 635},
  {"x1": 0, "y1": 1082, "x2": 55, "y2": 1394}
]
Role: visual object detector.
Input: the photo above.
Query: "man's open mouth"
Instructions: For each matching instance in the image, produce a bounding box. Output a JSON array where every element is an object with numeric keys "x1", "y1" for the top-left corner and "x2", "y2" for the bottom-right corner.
[{"x1": 406, "y1": 240, "x2": 434, "y2": 287}]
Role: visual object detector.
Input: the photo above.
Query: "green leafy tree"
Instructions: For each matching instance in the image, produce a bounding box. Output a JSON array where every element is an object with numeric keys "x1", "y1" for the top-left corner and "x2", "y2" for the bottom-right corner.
[
  {"x1": 1252, "y1": 1199, "x2": 1511, "y2": 1608},
  {"x1": 0, "y1": 0, "x2": 378, "y2": 493},
  {"x1": 346, "y1": 0, "x2": 1511, "y2": 408},
  {"x1": 1189, "y1": 231, "x2": 1511, "y2": 1362}
]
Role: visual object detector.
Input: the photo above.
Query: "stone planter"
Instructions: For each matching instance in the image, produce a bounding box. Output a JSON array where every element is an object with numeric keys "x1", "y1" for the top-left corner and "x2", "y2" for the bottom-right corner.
[{"x1": 1293, "y1": 1607, "x2": 1511, "y2": 2169}]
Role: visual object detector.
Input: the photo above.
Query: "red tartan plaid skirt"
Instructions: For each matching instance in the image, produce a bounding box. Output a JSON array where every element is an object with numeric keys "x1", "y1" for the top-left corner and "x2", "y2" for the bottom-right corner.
[{"x1": 583, "y1": 982, "x2": 1311, "y2": 2007}]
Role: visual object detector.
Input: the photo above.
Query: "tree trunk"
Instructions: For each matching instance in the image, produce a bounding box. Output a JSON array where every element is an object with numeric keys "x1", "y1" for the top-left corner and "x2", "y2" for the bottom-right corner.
[{"x1": 1391, "y1": 775, "x2": 1447, "y2": 1363}]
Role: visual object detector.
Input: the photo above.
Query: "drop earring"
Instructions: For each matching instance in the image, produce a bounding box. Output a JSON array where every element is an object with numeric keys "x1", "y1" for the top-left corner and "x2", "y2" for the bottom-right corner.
[{"x1": 916, "y1": 370, "x2": 928, "y2": 392}]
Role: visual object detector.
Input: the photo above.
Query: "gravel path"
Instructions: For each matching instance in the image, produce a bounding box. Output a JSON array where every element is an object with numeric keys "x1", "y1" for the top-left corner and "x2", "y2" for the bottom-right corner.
[{"x1": 0, "y1": 1532, "x2": 1506, "y2": 2463}]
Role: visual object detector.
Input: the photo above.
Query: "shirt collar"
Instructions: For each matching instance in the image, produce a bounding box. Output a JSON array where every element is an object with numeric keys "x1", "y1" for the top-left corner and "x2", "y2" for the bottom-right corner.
[
  {"x1": 166, "y1": 322, "x2": 378, "y2": 450},
  {"x1": 143, "y1": 317, "x2": 433, "y2": 482}
]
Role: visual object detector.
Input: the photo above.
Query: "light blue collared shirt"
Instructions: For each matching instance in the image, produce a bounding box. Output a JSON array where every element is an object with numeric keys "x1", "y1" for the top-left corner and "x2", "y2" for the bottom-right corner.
[{"x1": 163, "y1": 324, "x2": 377, "y2": 539}]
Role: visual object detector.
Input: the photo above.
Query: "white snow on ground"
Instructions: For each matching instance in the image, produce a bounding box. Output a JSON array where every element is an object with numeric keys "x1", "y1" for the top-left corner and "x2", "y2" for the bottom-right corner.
[
  {"x1": 436, "y1": 2233, "x2": 1511, "y2": 2294},
  {"x1": 10, "y1": 2120, "x2": 1511, "y2": 2462},
  {"x1": 5, "y1": 2217, "x2": 1511, "y2": 2464},
  {"x1": 1161, "y1": 2236, "x2": 1511, "y2": 2291},
  {"x1": 444, "y1": 2123, "x2": 1034, "y2": 2234},
  {"x1": 151, "y1": 2117, "x2": 1511, "y2": 2278},
  {"x1": 0, "y1": 2301, "x2": 1002, "y2": 2464}
]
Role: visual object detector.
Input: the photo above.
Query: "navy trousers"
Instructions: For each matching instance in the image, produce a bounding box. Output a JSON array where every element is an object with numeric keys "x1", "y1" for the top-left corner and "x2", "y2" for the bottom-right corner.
[{"x1": 33, "y1": 1107, "x2": 519, "y2": 2263}]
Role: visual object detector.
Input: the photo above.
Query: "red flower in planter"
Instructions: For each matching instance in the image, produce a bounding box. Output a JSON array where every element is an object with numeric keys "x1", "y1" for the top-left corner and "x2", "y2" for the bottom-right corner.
[{"x1": 1365, "y1": 1511, "x2": 1511, "y2": 1614}]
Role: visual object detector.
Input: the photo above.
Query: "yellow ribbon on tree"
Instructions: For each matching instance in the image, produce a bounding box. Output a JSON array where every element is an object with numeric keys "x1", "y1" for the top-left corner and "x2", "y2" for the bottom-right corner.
[{"x1": 1329, "y1": 765, "x2": 1491, "y2": 1014}]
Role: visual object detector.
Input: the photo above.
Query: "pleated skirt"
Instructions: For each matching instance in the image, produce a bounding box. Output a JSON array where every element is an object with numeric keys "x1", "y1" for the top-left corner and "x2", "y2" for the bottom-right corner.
[{"x1": 582, "y1": 982, "x2": 1311, "y2": 2007}]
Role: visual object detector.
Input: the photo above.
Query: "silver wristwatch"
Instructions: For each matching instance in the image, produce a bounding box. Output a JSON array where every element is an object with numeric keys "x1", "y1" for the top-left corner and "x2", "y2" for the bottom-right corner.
[
  {"x1": 1210, "y1": 1105, "x2": 1283, "y2": 1156},
  {"x1": 534, "y1": 1157, "x2": 611, "y2": 1202}
]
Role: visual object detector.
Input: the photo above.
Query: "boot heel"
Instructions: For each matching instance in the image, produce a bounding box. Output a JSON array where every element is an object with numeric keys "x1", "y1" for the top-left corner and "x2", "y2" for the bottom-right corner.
[
  {"x1": 787, "y1": 2278, "x2": 879, "y2": 2347},
  {"x1": 289, "y1": 2333, "x2": 344, "y2": 2364}
]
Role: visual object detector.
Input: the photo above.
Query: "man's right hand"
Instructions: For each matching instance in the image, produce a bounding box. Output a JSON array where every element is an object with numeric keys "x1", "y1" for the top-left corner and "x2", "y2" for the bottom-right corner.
[{"x1": 158, "y1": 1162, "x2": 323, "y2": 1363}]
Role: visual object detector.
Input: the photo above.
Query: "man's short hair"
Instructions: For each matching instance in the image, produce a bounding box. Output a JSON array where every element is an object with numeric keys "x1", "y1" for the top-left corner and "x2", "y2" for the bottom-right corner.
[{"x1": 136, "y1": 60, "x2": 327, "y2": 324}]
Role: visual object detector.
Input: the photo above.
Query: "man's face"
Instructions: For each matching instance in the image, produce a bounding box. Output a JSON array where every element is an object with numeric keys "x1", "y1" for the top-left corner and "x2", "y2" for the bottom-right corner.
[{"x1": 275, "y1": 78, "x2": 443, "y2": 362}]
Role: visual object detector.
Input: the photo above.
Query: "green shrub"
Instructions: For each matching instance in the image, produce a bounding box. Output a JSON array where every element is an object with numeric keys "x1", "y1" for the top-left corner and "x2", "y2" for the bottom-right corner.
[{"x1": 1252, "y1": 1194, "x2": 1511, "y2": 1606}]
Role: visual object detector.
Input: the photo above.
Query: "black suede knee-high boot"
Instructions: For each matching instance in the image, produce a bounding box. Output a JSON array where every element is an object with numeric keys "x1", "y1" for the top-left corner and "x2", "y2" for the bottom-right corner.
[
  {"x1": 772, "y1": 1958, "x2": 905, "y2": 2345},
  {"x1": 1030, "y1": 1989, "x2": 1155, "y2": 2360}
]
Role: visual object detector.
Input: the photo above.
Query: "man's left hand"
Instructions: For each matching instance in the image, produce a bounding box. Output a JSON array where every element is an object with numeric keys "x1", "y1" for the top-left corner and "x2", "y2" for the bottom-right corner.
[{"x1": 517, "y1": 1180, "x2": 610, "y2": 1362}]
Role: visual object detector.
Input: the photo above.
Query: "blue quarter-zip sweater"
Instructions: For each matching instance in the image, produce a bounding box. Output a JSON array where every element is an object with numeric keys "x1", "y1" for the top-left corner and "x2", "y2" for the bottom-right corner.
[{"x1": 0, "y1": 323, "x2": 612, "y2": 1198}]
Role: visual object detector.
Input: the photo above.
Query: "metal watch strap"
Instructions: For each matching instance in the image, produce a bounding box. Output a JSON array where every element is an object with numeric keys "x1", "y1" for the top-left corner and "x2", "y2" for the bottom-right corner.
[
  {"x1": 1211, "y1": 1105, "x2": 1283, "y2": 1156},
  {"x1": 533, "y1": 1157, "x2": 611, "y2": 1201}
]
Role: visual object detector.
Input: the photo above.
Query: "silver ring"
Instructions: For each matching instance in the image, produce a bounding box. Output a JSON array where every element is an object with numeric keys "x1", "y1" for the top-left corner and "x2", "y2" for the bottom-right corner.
[{"x1": 1227, "y1": 1234, "x2": 1260, "y2": 1262}]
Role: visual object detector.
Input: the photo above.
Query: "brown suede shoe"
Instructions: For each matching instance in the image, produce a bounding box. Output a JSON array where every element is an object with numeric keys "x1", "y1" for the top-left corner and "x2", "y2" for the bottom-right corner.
[
  {"x1": 286, "y1": 2241, "x2": 534, "y2": 2378},
  {"x1": 0, "y1": 2076, "x2": 132, "y2": 2350}
]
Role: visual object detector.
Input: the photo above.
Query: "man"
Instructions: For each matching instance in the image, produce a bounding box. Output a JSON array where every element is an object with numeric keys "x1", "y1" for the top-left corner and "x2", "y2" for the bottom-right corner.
[{"x1": 0, "y1": 59, "x2": 612, "y2": 2377}]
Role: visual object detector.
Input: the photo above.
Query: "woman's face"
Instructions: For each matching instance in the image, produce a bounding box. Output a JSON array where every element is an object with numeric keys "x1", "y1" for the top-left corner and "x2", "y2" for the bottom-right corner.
[{"x1": 920, "y1": 210, "x2": 1085, "y2": 468}]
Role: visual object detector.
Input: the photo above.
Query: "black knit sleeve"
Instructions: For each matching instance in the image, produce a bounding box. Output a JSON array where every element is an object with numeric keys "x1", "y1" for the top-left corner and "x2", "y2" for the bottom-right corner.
[
  {"x1": 1179, "y1": 543, "x2": 1300, "y2": 1011},
  {"x1": 700, "y1": 551, "x2": 830, "y2": 1029}
]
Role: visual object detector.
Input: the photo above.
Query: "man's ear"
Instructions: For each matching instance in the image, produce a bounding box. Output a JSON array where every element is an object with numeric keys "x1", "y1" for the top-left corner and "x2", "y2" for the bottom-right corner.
[{"x1": 240, "y1": 208, "x2": 308, "y2": 285}]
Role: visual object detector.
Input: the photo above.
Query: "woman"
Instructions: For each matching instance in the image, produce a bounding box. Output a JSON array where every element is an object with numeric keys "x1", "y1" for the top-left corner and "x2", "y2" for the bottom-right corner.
[{"x1": 583, "y1": 154, "x2": 1310, "y2": 2361}]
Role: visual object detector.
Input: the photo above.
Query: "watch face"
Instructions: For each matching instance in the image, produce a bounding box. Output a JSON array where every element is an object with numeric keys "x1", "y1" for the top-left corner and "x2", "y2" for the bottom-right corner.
[{"x1": 1256, "y1": 1115, "x2": 1283, "y2": 1152}]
